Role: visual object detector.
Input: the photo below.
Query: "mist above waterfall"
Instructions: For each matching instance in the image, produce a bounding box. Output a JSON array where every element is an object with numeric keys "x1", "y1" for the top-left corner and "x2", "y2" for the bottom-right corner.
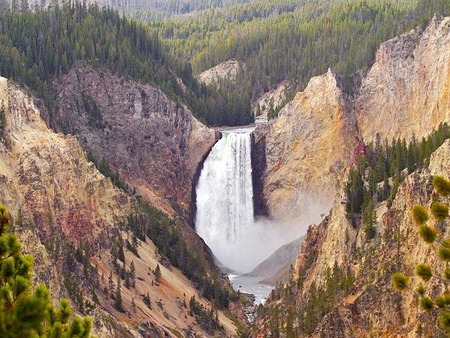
[{"x1": 195, "y1": 128, "x2": 307, "y2": 273}]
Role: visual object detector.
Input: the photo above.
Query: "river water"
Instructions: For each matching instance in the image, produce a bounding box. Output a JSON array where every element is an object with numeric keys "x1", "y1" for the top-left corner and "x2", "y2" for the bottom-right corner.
[{"x1": 228, "y1": 274, "x2": 274, "y2": 305}]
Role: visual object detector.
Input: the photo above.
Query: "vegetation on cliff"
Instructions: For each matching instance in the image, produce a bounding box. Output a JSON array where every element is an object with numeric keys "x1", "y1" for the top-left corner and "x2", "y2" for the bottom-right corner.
[
  {"x1": 0, "y1": 205, "x2": 92, "y2": 337},
  {"x1": 393, "y1": 175, "x2": 450, "y2": 334},
  {"x1": 345, "y1": 122, "x2": 450, "y2": 232}
]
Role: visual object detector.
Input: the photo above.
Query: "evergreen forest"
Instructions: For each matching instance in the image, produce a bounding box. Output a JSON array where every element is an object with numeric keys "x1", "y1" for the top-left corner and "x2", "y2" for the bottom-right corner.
[
  {"x1": 0, "y1": 0, "x2": 449, "y2": 124},
  {"x1": 151, "y1": 0, "x2": 450, "y2": 117},
  {"x1": 0, "y1": 1, "x2": 254, "y2": 126}
]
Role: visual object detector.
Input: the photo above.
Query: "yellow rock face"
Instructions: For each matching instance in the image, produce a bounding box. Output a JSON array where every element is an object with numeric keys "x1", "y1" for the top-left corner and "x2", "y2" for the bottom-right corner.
[
  {"x1": 0, "y1": 81, "x2": 235, "y2": 337},
  {"x1": 258, "y1": 69, "x2": 358, "y2": 227},
  {"x1": 356, "y1": 16, "x2": 450, "y2": 142}
]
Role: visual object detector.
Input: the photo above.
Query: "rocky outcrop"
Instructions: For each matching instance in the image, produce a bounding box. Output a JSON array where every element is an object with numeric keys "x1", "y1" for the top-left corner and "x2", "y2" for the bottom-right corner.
[
  {"x1": 255, "y1": 15, "x2": 450, "y2": 229},
  {"x1": 356, "y1": 15, "x2": 450, "y2": 142},
  {"x1": 252, "y1": 81, "x2": 289, "y2": 119},
  {"x1": 4, "y1": 83, "x2": 131, "y2": 244},
  {"x1": 255, "y1": 69, "x2": 358, "y2": 224},
  {"x1": 53, "y1": 63, "x2": 216, "y2": 220},
  {"x1": 252, "y1": 16, "x2": 450, "y2": 337},
  {"x1": 255, "y1": 141, "x2": 450, "y2": 338},
  {"x1": 197, "y1": 59, "x2": 241, "y2": 87}
]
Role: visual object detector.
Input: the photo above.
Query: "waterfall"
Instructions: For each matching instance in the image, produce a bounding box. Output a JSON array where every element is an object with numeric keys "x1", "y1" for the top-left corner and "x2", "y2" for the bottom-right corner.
[{"x1": 195, "y1": 128, "x2": 255, "y2": 272}]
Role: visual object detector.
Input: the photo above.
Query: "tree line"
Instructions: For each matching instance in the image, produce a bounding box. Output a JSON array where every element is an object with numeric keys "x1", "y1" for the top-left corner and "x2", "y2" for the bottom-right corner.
[
  {"x1": 345, "y1": 123, "x2": 450, "y2": 236},
  {"x1": 0, "y1": 2, "x2": 252, "y2": 127},
  {"x1": 152, "y1": 0, "x2": 450, "y2": 117}
]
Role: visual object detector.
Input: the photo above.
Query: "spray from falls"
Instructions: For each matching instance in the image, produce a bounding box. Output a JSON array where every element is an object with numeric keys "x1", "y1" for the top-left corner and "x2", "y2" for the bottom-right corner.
[{"x1": 195, "y1": 128, "x2": 297, "y2": 273}]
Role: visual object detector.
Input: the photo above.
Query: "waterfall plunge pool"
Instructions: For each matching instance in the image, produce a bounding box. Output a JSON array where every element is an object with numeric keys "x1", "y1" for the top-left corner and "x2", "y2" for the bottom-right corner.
[{"x1": 228, "y1": 274, "x2": 274, "y2": 305}]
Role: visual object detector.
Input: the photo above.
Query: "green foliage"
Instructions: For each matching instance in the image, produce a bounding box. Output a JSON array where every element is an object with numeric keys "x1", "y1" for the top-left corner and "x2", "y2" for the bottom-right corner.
[
  {"x1": 420, "y1": 297, "x2": 434, "y2": 311},
  {"x1": 298, "y1": 263, "x2": 354, "y2": 335},
  {"x1": 142, "y1": 292, "x2": 151, "y2": 309},
  {"x1": 438, "y1": 246, "x2": 450, "y2": 261},
  {"x1": 430, "y1": 201, "x2": 449, "y2": 221},
  {"x1": 439, "y1": 311, "x2": 450, "y2": 333},
  {"x1": 418, "y1": 224, "x2": 437, "y2": 244},
  {"x1": 434, "y1": 294, "x2": 450, "y2": 308},
  {"x1": 152, "y1": 0, "x2": 450, "y2": 119},
  {"x1": 114, "y1": 278, "x2": 124, "y2": 312},
  {"x1": 346, "y1": 124, "x2": 450, "y2": 236},
  {"x1": 153, "y1": 264, "x2": 161, "y2": 284},
  {"x1": 127, "y1": 197, "x2": 230, "y2": 308},
  {"x1": 393, "y1": 175, "x2": 450, "y2": 333},
  {"x1": 413, "y1": 205, "x2": 430, "y2": 225},
  {"x1": 86, "y1": 150, "x2": 131, "y2": 193},
  {"x1": 0, "y1": 3, "x2": 251, "y2": 127},
  {"x1": 433, "y1": 176, "x2": 450, "y2": 197},
  {"x1": 416, "y1": 284, "x2": 425, "y2": 296},
  {"x1": 0, "y1": 101, "x2": 6, "y2": 145},
  {"x1": 0, "y1": 205, "x2": 93, "y2": 337},
  {"x1": 189, "y1": 296, "x2": 222, "y2": 334},
  {"x1": 415, "y1": 264, "x2": 432, "y2": 282},
  {"x1": 392, "y1": 272, "x2": 409, "y2": 291}
]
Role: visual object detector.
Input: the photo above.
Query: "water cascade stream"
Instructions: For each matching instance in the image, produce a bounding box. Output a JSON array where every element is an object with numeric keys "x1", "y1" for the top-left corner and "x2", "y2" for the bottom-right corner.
[{"x1": 195, "y1": 128, "x2": 255, "y2": 272}]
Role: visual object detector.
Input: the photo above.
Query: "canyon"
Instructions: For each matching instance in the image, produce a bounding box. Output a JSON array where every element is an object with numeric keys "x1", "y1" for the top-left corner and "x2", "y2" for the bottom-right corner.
[
  {"x1": 2, "y1": 11, "x2": 450, "y2": 338},
  {"x1": 251, "y1": 14, "x2": 450, "y2": 337},
  {"x1": 0, "y1": 76, "x2": 236, "y2": 337}
]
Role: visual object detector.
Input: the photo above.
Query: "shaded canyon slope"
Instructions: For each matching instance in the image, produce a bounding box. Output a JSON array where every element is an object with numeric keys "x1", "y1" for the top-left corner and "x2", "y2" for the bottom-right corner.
[
  {"x1": 53, "y1": 63, "x2": 217, "y2": 220},
  {"x1": 0, "y1": 80, "x2": 236, "y2": 337},
  {"x1": 252, "y1": 15, "x2": 450, "y2": 337}
]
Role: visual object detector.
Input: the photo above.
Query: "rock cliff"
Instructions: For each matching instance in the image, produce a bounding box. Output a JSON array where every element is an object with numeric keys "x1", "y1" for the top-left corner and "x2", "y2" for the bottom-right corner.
[
  {"x1": 252, "y1": 15, "x2": 450, "y2": 337},
  {"x1": 254, "y1": 69, "x2": 358, "y2": 225},
  {"x1": 197, "y1": 59, "x2": 242, "y2": 87},
  {"x1": 255, "y1": 15, "x2": 450, "y2": 231},
  {"x1": 53, "y1": 63, "x2": 216, "y2": 221},
  {"x1": 356, "y1": 15, "x2": 450, "y2": 142},
  {"x1": 0, "y1": 80, "x2": 236, "y2": 337},
  {"x1": 255, "y1": 139, "x2": 450, "y2": 337}
]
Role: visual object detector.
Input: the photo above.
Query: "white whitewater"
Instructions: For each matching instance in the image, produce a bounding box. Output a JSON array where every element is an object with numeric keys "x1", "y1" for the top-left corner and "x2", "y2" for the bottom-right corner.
[
  {"x1": 195, "y1": 128, "x2": 255, "y2": 272},
  {"x1": 196, "y1": 127, "x2": 303, "y2": 273}
]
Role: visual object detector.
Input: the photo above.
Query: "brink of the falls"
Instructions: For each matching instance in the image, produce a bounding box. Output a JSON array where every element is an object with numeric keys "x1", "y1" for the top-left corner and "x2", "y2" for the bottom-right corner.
[{"x1": 196, "y1": 127, "x2": 294, "y2": 273}]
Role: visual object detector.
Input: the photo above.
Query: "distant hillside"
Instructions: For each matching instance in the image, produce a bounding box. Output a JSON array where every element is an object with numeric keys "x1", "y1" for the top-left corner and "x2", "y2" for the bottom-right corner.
[
  {"x1": 246, "y1": 237, "x2": 303, "y2": 284},
  {"x1": 153, "y1": 0, "x2": 450, "y2": 118},
  {"x1": 0, "y1": 3, "x2": 253, "y2": 126}
]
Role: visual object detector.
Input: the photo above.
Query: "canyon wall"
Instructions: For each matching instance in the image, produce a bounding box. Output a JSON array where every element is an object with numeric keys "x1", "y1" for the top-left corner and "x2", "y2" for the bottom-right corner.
[
  {"x1": 0, "y1": 80, "x2": 236, "y2": 337},
  {"x1": 53, "y1": 63, "x2": 217, "y2": 220},
  {"x1": 256, "y1": 15, "x2": 450, "y2": 230},
  {"x1": 253, "y1": 15, "x2": 450, "y2": 337},
  {"x1": 356, "y1": 15, "x2": 450, "y2": 142},
  {"x1": 254, "y1": 69, "x2": 358, "y2": 225}
]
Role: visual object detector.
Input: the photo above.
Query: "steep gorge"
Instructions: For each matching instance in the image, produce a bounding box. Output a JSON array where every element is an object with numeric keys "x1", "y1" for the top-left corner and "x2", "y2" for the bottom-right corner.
[
  {"x1": 254, "y1": 69, "x2": 358, "y2": 226},
  {"x1": 0, "y1": 78, "x2": 238, "y2": 337},
  {"x1": 255, "y1": 14, "x2": 450, "y2": 234},
  {"x1": 252, "y1": 14, "x2": 450, "y2": 337}
]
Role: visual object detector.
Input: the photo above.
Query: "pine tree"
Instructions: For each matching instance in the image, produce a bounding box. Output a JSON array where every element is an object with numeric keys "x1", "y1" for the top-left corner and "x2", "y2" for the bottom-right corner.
[
  {"x1": 154, "y1": 264, "x2": 161, "y2": 284},
  {"x1": 114, "y1": 277, "x2": 124, "y2": 312},
  {"x1": 392, "y1": 175, "x2": 450, "y2": 333},
  {"x1": 129, "y1": 260, "x2": 136, "y2": 288},
  {"x1": 0, "y1": 204, "x2": 92, "y2": 337}
]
